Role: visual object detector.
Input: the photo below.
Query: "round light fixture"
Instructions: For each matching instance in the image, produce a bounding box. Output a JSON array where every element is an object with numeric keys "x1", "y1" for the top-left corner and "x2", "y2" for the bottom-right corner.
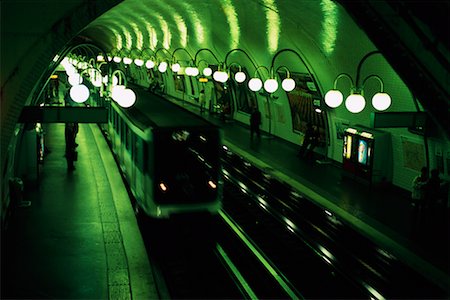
[
  {"x1": 158, "y1": 61, "x2": 168, "y2": 73},
  {"x1": 282, "y1": 78, "x2": 296, "y2": 92},
  {"x1": 117, "y1": 88, "x2": 136, "y2": 108},
  {"x1": 372, "y1": 92, "x2": 391, "y2": 111},
  {"x1": 145, "y1": 60, "x2": 155, "y2": 69},
  {"x1": 190, "y1": 67, "x2": 199, "y2": 77},
  {"x1": 111, "y1": 85, "x2": 126, "y2": 102},
  {"x1": 134, "y1": 58, "x2": 144, "y2": 67},
  {"x1": 345, "y1": 94, "x2": 366, "y2": 113},
  {"x1": 324, "y1": 90, "x2": 344, "y2": 108},
  {"x1": 70, "y1": 84, "x2": 90, "y2": 103},
  {"x1": 248, "y1": 78, "x2": 263, "y2": 92},
  {"x1": 235, "y1": 71, "x2": 246, "y2": 83},
  {"x1": 203, "y1": 67, "x2": 212, "y2": 76},
  {"x1": 171, "y1": 63, "x2": 181, "y2": 73},
  {"x1": 123, "y1": 57, "x2": 132, "y2": 65},
  {"x1": 264, "y1": 78, "x2": 278, "y2": 93}
]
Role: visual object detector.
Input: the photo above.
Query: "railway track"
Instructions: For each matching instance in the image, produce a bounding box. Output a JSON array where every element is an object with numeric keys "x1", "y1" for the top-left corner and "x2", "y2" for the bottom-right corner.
[{"x1": 115, "y1": 133, "x2": 446, "y2": 299}]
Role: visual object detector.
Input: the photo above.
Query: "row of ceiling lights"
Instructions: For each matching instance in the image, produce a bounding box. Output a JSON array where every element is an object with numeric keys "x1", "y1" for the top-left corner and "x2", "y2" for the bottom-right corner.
[
  {"x1": 66, "y1": 47, "x2": 391, "y2": 112},
  {"x1": 62, "y1": 56, "x2": 136, "y2": 108},
  {"x1": 102, "y1": 48, "x2": 391, "y2": 113}
]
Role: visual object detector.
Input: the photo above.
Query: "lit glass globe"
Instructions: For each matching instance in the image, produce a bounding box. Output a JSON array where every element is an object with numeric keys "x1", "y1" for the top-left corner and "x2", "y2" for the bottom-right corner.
[
  {"x1": 134, "y1": 58, "x2": 144, "y2": 67},
  {"x1": 158, "y1": 61, "x2": 168, "y2": 73},
  {"x1": 218, "y1": 71, "x2": 229, "y2": 82},
  {"x1": 190, "y1": 67, "x2": 199, "y2": 77},
  {"x1": 282, "y1": 78, "x2": 296, "y2": 92},
  {"x1": 70, "y1": 84, "x2": 90, "y2": 103},
  {"x1": 264, "y1": 78, "x2": 278, "y2": 93},
  {"x1": 248, "y1": 78, "x2": 263, "y2": 92},
  {"x1": 172, "y1": 63, "x2": 181, "y2": 73},
  {"x1": 213, "y1": 71, "x2": 221, "y2": 82},
  {"x1": 345, "y1": 94, "x2": 366, "y2": 113},
  {"x1": 117, "y1": 88, "x2": 136, "y2": 108},
  {"x1": 113, "y1": 56, "x2": 122, "y2": 63},
  {"x1": 372, "y1": 92, "x2": 391, "y2": 111},
  {"x1": 111, "y1": 85, "x2": 126, "y2": 102},
  {"x1": 68, "y1": 73, "x2": 83, "y2": 86},
  {"x1": 213, "y1": 71, "x2": 227, "y2": 82},
  {"x1": 324, "y1": 90, "x2": 343, "y2": 108},
  {"x1": 235, "y1": 71, "x2": 246, "y2": 83},
  {"x1": 145, "y1": 60, "x2": 155, "y2": 69},
  {"x1": 203, "y1": 67, "x2": 212, "y2": 76},
  {"x1": 123, "y1": 57, "x2": 132, "y2": 65}
]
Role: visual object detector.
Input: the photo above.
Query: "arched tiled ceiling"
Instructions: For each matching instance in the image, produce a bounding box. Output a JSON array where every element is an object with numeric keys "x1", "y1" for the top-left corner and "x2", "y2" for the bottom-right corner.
[
  {"x1": 79, "y1": 0, "x2": 448, "y2": 135},
  {"x1": 81, "y1": 0, "x2": 375, "y2": 97},
  {"x1": 82, "y1": 0, "x2": 348, "y2": 62}
]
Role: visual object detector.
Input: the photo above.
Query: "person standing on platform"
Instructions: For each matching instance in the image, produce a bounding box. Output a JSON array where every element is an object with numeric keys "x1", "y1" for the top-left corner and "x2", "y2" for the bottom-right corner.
[
  {"x1": 250, "y1": 107, "x2": 262, "y2": 140},
  {"x1": 411, "y1": 166, "x2": 428, "y2": 208},
  {"x1": 411, "y1": 166, "x2": 429, "y2": 232},
  {"x1": 199, "y1": 89, "x2": 206, "y2": 114},
  {"x1": 298, "y1": 122, "x2": 318, "y2": 160},
  {"x1": 65, "y1": 122, "x2": 78, "y2": 171}
]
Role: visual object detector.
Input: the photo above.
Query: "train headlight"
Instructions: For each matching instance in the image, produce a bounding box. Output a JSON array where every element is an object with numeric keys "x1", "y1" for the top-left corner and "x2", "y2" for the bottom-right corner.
[
  {"x1": 208, "y1": 180, "x2": 217, "y2": 189},
  {"x1": 159, "y1": 182, "x2": 168, "y2": 192}
]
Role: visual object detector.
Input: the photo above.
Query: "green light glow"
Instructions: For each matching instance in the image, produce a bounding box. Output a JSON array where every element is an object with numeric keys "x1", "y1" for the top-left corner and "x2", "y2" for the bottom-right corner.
[
  {"x1": 131, "y1": 22, "x2": 144, "y2": 51},
  {"x1": 157, "y1": 15, "x2": 171, "y2": 50},
  {"x1": 262, "y1": 0, "x2": 280, "y2": 54},
  {"x1": 142, "y1": 20, "x2": 158, "y2": 50},
  {"x1": 181, "y1": 2, "x2": 206, "y2": 45},
  {"x1": 124, "y1": 30, "x2": 133, "y2": 51},
  {"x1": 174, "y1": 14, "x2": 187, "y2": 48},
  {"x1": 220, "y1": 0, "x2": 240, "y2": 49},
  {"x1": 115, "y1": 31, "x2": 123, "y2": 51},
  {"x1": 216, "y1": 244, "x2": 257, "y2": 299},
  {"x1": 320, "y1": 0, "x2": 338, "y2": 56},
  {"x1": 219, "y1": 210, "x2": 301, "y2": 299},
  {"x1": 152, "y1": 1, "x2": 188, "y2": 48}
]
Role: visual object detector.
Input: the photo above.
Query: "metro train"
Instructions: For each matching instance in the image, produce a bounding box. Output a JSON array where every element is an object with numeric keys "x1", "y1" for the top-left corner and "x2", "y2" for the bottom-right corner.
[{"x1": 104, "y1": 88, "x2": 223, "y2": 218}]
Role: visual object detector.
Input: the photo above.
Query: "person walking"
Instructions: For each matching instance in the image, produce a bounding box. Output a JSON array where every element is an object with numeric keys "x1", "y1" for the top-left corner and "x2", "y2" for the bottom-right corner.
[{"x1": 250, "y1": 107, "x2": 261, "y2": 139}]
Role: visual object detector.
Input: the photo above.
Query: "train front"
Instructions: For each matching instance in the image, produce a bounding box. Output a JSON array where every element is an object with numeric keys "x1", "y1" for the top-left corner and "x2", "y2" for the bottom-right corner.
[{"x1": 152, "y1": 127, "x2": 223, "y2": 217}]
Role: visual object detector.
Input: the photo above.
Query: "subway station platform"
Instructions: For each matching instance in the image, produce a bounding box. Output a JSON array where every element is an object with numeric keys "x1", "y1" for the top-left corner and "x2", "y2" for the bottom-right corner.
[
  {"x1": 2, "y1": 92, "x2": 449, "y2": 298},
  {"x1": 1, "y1": 123, "x2": 157, "y2": 299}
]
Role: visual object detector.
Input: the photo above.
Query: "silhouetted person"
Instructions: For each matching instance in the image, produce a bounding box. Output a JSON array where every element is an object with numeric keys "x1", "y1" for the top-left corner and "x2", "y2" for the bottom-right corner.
[
  {"x1": 298, "y1": 122, "x2": 318, "y2": 160},
  {"x1": 250, "y1": 107, "x2": 261, "y2": 139},
  {"x1": 65, "y1": 123, "x2": 78, "y2": 171},
  {"x1": 411, "y1": 166, "x2": 428, "y2": 208},
  {"x1": 411, "y1": 166, "x2": 428, "y2": 232},
  {"x1": 199, "y1": 89, "x2": 206, "y2": 113}
]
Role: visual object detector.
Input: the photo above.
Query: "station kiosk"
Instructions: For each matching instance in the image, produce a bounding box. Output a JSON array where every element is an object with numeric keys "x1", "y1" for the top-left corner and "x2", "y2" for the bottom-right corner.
[{"x1": 342, "y1": 125, "x2": 392, "y2": 185}]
